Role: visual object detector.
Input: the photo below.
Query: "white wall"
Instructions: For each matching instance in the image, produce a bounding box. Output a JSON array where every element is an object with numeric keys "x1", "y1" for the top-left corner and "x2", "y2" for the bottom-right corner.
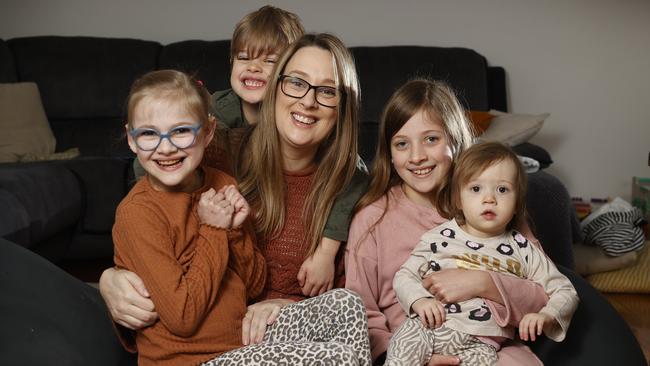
[{"x1": 2, "y1": 0, "x2": 649, "y2": 202}]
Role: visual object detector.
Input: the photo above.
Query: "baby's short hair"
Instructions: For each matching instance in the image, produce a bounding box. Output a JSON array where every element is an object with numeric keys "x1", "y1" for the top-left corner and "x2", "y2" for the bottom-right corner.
[
  {"x1": 451, "y1": 141, "x2": 528, "y2": 230},
  {"x1": 230, "y1": 5, "x2": 304, "y2": 61}
]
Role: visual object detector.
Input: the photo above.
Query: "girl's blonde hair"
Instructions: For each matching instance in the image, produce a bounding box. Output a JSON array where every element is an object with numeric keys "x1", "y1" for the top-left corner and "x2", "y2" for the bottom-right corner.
[
  {"x1": 451, "y1": 141, "x2": 528, "y2": 231},
  {"x1": 355, "y1": 79, "x2": 475, "y2": 225},
  {"x1": 126, "y1": 69, "x2": 213, "y2": 130},
  {"x1": 230, "y1": 5, "x2": 304, "y2": 61},
  {"x1": 237, "y1": 33, "x2": 360, "y2": 256}
]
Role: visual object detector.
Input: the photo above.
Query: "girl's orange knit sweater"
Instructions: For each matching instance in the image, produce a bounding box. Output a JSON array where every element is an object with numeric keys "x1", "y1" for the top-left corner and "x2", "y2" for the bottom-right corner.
[{"x1": 113, "y1": 167, "x2": 266, "y2": 366}]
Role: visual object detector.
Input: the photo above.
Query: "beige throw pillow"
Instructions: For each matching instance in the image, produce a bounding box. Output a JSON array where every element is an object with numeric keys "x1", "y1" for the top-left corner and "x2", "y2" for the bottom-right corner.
[
  {"x1": 0, "y1": 82, "x2": 55, "y2": 163},
  {"x1": 478, "y1": 110, "x2": 548, "y2": 146},
  {"x1": 587, "y1": 242, "x2": 650, "y2": 293}
]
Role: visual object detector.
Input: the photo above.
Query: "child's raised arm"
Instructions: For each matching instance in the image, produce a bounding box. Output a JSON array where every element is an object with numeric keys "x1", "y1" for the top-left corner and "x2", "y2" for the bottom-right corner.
[
  {"x1": 393, "y1": 238, "x2": 437, "y2": 316},
  {"x1": 297, "y1": 237, "x2": 338, "y2": 297},
  {"x1": 518, "y1": 232, "x2": 579, "y2": 342},
  {"x1": 299, "y1": 165, "x2": 369, "y2": 297}
]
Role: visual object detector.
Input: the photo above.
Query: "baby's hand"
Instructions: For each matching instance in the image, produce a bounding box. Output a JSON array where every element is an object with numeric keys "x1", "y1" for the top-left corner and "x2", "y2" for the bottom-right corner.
[
  {"x1": 519, "y1": 312, "x2": 554, "y2": 341},
  {"x1": 221, "y1": 185, "x2": 250, "y2": 229},
  {"x1": 198, "y1": 188, "x2": 234, "y2": 229},
  {"x1": 412, "y1": 297, "x2": 445, "y2": 329}
]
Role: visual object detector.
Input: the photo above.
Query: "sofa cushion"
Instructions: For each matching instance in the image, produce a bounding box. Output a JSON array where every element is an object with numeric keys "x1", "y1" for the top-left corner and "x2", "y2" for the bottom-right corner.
[
  {"x1": 8, "y1": 37, "x2": 160, "y2": 158},
  {"x1": 0, "y1": 39, "x2": 17, "y2": 82},
  {"x1": 467, "y1": 110, "x2": 493, "y2": 134},
  {"x1": 479, "y1": 110, "x2": 548, "y2": 146},
  {"x1": 0, "y1": 82, "x2": 56, "y2": 162},
  {"x1": 49, "y1": 117, "x2": 131, "y2": 157},
  {"x1": 8, "y1": 36, "x2": 160, "y2": 120},
  {"x1": 0, "y1": 161, "x2": 81, "y2": 248},
  {"x1": 159, "y1": 40, "x2": 232, "y2": 93},
  {"x1": 352, "y1": 46, "x2": 490, "y2": 122}
]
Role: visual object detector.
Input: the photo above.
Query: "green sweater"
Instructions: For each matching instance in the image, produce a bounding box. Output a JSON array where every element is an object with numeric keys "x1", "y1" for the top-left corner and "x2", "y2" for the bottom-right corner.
[{"x1": 211, "y1": 89, "x2": 247, "y2": 129}]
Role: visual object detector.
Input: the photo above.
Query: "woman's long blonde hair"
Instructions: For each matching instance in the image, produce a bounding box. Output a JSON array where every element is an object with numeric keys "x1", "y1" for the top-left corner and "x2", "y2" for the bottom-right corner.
[
  {"x1": 355, "y1": 79, "x2": 475, "y2": 226},
  {"x1": 237, "y1": 33, "x2": 360, "y2": 256}
]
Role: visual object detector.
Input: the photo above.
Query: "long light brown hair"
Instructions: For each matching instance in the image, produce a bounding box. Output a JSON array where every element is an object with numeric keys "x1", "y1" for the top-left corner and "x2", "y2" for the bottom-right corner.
[
  {"x1": 451, "y1": 141, "x2": 528, "y2": 231},
  {"x1": 236, "y1": 33, "x2": 360, "y2": 256},
  {"x1": 354, "y1": 79, "x2": 475, "y2": 233}
]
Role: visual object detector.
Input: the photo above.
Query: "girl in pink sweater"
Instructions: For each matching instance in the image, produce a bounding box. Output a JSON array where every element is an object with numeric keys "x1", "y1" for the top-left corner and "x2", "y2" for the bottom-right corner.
[{"x1": 345, "y1": 79, "x2": 548, "y2": 366}]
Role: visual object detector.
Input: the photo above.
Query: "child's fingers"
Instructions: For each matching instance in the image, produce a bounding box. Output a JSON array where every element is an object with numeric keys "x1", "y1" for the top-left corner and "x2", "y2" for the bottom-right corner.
[
  {"x1": 525, "y1": 318, "x2": 536, "y2": 341},
  {"x1": 213, "y1": 192, "x2": 226, "y2": 202},
  {"x1": 301, "y1": 279, "x2": 315, "y2": 297},
  {"x1": 536, "y1": 318, "x2": 544, "y2": 336},
  {"x1": 200, "y1": 188, "x2": 216, "y2": 203},
  {"x1": 519, "y1": 318, "x2": 529, "y2": 341},
  {"x1": 416, "y1": 308, "x2": 428, "y2": 327},
  {"x1": 424, "y1": 307, "x2": 435, "y2": 328},
  {"x1": 434, "y1": 302, "x2": 446, "y2": 327},
  {"x1": 224, "y1": 185, "x2": 238, "y2": 202},
  {"x1": 529, "y1": 321, "x2": 537, "y2": 341},
  {"x1": 217, "y1": 185, "x2": 229, "y2": 194},
  {"x1": 297, "y1": 264, "x2": 306, "y2": 287},
  {"x1": 309, "y1": 282, "x2": 322, "y2": 297},
  {"x1": 234, "y1": 195, "x2": 250, "y2": 212}
]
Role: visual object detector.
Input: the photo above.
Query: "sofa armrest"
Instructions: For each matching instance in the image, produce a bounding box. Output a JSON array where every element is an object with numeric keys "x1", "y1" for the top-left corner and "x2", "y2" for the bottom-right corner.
[
  {"x1": 64, "y1": 157, "x2": 132, "y2": 234},
  {"x1": 0, "y1": 161, "x2": 81, "y2": 249}
]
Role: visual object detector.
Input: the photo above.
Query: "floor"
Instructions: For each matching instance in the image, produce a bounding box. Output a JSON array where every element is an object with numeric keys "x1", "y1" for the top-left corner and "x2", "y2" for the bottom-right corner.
[{"x1": 603, "y1": 293, "x2": 650, "y2": 364}]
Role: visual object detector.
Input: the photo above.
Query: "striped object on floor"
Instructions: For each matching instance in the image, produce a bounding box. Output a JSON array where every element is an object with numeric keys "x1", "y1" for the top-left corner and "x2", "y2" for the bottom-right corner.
[{"x1": 583, "y1": 208, "x2": 647, "y2": 256}]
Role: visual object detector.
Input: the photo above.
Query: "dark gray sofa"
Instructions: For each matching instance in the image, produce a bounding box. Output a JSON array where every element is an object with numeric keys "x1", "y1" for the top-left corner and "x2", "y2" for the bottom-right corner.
[
  {"x1": 0, "y1": 36, "x2": 645, "y2": 365},
  {"x1": 0, "y1": 36, "x2": 573, "y2": 266}
]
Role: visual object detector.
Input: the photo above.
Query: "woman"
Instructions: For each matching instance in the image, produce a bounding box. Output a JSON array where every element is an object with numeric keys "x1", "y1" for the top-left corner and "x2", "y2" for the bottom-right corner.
[
  {"x1": 346, "y1": 79, "x2": 549, "y2": 365},
  {"x1": 101, "y1": 33, "x2": 370, "y2": 364}
]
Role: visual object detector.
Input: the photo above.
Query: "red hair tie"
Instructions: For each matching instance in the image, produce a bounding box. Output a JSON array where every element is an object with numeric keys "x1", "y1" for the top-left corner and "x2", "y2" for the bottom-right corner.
[{"x1": 196, "y1": 79, "x2": 204, "y2": 87}]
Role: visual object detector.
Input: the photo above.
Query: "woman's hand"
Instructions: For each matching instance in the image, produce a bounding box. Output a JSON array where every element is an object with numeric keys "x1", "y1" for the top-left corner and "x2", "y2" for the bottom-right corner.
[
  {"x1": 98, "y1": 267, "x2": 158, "y2": 330},
  {"x1": 422, "y1": 268, "x2": 499, "y2": 304},
  {"x1": 242, "y1": 298, "x2": 294, "y2": 345}
]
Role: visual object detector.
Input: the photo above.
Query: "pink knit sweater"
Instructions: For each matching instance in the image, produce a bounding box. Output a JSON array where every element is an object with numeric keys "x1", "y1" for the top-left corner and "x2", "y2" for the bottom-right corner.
[{"x1": 345, "y1": 185, "x2": 547, "y2": 364}]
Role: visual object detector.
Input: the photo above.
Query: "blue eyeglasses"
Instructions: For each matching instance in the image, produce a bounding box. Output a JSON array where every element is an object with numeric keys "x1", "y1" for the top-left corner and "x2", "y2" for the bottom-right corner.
[{"x1": 129, "y1": 124, "x2": 202, "y2": 151}]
